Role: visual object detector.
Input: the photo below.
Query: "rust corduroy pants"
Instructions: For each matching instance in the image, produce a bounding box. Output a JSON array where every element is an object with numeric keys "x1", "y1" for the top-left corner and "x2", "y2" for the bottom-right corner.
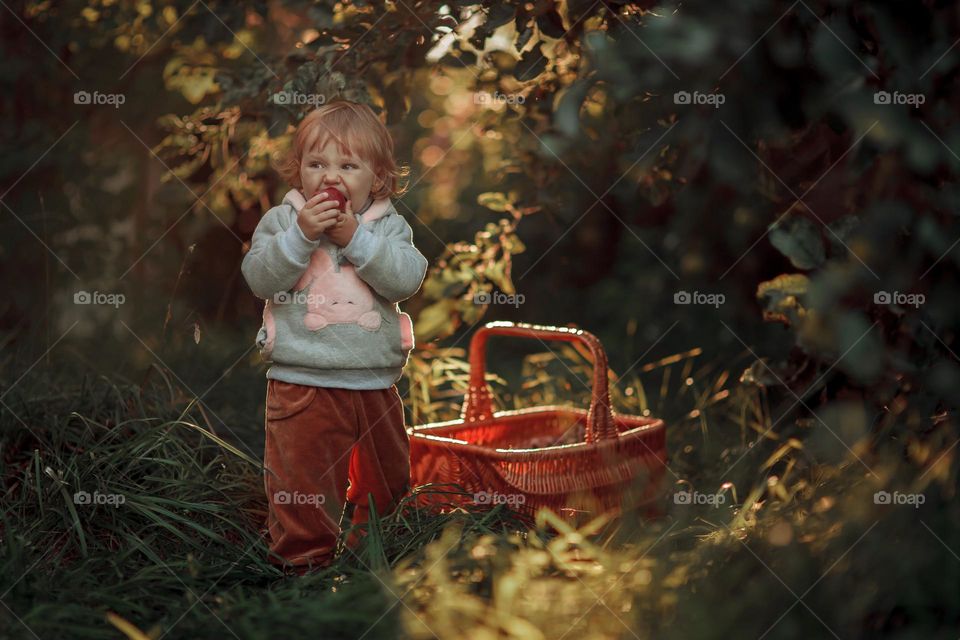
[{"x1": 262, "y1": 379, "x2": 410, "y2": 570}]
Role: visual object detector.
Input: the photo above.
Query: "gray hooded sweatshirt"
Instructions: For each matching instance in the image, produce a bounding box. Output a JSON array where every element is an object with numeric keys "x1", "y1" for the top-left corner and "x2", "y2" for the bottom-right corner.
[{"x1": 241, "y1": 189, "x2": 428, "y2": 389}]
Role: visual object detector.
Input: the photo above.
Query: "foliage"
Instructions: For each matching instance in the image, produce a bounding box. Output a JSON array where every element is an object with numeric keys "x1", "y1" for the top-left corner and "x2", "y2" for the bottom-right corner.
[
  {"x1": 2, "y1": 0, "x2": 960, "y2": 637},
  {"x1": 2, "y1": 345, "x2": 957, "y2": 638}
]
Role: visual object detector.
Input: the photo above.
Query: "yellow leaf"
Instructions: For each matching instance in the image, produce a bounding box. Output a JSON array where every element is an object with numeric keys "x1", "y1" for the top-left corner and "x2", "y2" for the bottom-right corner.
[
  {"x1": 757, "y1": 273, "x2": 810, "y2": 326},
  {"x1": 162, "y1": 38, "x2": 220, "y2": 104},
  {"x1": 414, "y1": 300, "x2": 456, "y2": 343},
  {"x1": 166, "y1": 65, "x2": 220, "y2": 104},
  {"x1": 477, "y1": 192, "x2": 509, "y2": 212},
  {"x1": 224, "y1": 30, "x2": 256, "y2": 60}
]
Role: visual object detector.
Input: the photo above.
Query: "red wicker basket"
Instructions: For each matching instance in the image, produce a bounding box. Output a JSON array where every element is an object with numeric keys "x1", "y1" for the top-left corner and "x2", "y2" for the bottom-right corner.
[{"x1": 407, "y1": 321, "x2": 668, "y2": 521}]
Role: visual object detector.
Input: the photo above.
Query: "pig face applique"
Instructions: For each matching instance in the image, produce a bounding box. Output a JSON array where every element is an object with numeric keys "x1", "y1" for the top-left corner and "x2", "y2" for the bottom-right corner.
[{"x1": 293, "y1": 246, "x2": 383, "y2": 332}]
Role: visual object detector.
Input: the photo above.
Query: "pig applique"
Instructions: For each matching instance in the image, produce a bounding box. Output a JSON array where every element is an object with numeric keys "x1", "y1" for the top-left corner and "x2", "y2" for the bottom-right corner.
[{"x1": 294, "y1": 245, "x2": 383, "y2": 332}]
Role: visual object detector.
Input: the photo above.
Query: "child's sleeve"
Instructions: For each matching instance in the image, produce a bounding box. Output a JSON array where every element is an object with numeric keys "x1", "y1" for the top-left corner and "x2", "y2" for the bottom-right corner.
[
  {"x1": 340, "y1": 213, "x2": 429, "y2": 304},
  {"x1": 241, "y1": 205, "x2": 320, "y2": 300}
]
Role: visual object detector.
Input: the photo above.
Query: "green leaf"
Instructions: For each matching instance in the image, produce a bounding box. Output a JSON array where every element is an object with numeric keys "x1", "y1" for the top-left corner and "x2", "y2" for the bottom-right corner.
[
  {"x1": 469, "y1": 25, "x2": 492, "y2": 51},
  {"x1": 485, "y1": 260, "x2": 514, "y2": 294},
  {"x1": 537, "y1": 10, "x2": 566, "y2": 39},
  {"x1": 485, "y1": 3, "x2": 515, "y2": 29},
  {"x1": 826, "y1": 214, "x2": 860, "y2": 257},
  {"x1": 514, "y1": 44, "x2": 547, "y2": 81},
  {"x1": 515, "y1": 23, "x2": 534, "y2": 52},
  {"x1": 769, "y1": 215, "x2": 826, "y2": 269},
  {"x1": 836, "y1": 312, "x2": 883, "y2": 384},
  {"x1": 555, "y1": 80, "x2": 591, "y2": 137}
]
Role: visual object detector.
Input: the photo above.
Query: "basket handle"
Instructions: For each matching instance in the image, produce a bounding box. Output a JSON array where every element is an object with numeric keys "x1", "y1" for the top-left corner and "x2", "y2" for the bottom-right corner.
[{"x1": 460, "y1": 321, "x2": 617, "y2": 443}]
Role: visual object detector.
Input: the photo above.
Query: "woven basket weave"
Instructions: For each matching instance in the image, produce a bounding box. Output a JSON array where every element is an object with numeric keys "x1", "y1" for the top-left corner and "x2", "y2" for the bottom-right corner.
[{"x1": 408, "y1": 321, "x2": 668, "y2": 520}]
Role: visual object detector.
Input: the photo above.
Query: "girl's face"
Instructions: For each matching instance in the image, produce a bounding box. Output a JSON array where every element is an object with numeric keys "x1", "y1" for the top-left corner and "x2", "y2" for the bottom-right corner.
[{"x1": 299, "y1": 138, "x2": 376, "y2": 209}]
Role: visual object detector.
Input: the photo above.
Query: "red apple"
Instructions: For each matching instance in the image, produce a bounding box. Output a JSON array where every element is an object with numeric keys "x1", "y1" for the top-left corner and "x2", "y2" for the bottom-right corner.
[{"x1": 315, "y1": 186, "x2": 347, "y2": 212}]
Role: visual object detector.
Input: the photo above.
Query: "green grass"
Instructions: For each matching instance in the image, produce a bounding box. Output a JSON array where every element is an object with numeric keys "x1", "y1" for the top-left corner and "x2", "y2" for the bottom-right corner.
[{"x1": 1, "y1": 350, "x2": 958, "y2": 639}]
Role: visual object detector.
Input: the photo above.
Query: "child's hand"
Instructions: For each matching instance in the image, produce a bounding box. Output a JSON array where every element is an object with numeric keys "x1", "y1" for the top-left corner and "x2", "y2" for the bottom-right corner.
[
  {"x1": 297, "y1": 192, "x2": 344, "y2": 241},
  {"x1": 323, "y1": 198, "x2": 360, "y2": 248}
]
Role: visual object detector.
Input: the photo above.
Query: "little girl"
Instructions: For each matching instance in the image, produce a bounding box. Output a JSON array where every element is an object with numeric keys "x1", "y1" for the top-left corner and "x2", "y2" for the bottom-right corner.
[{"x1": 241, "y1": 100, "x2": 428, "y2": 574}]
